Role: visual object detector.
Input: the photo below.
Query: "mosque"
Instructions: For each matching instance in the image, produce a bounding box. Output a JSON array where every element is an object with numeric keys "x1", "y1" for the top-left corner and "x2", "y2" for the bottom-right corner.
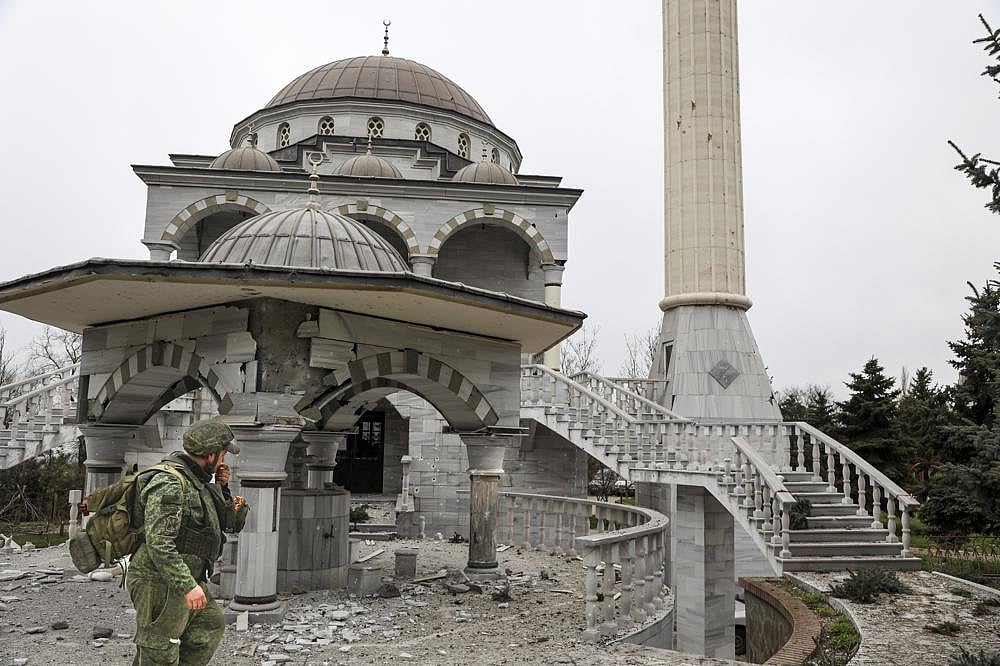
[{"x1": 0, "y1": 29, "x2": 589, "y2": 617}]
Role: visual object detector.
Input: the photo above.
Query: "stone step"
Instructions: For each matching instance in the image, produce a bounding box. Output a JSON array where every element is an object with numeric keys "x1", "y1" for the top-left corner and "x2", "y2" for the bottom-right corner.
[
  {"x1": 776, "y1": 471, "x2": 818, "y2": 482},
  {"x1": 793, "y1": 491, "x2": 851, "y2": 504},
  {"x1": 788, "y1": 528, "x2": 889, "y2": 543},
  {"x1": 784, "y1": 481, "x2": 832, "y2": 493},
  {"x1": 807, "y1": 503, "x2": 866, "y2": 517},
  {"x1": 805, "y1": 515, "x2": 877, "y2": 529},
  {"x1": 779, "y1": 541, "x2": 904, "y2": 557},
  {"x1": 351, "y1": 523, "x2": 396, "y2": 533},
  {"x1": 348, "y1": 531, "x2": 396, "y2": 541},
  {"x1": 779, "y1": 556, "x2": 922, "y2": 572}
]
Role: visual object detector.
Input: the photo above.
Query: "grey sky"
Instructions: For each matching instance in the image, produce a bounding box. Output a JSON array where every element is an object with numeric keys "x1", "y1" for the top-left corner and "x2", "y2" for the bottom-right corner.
[{"x1": 0, "y1": 1, "x2": 998, "y2": 397}]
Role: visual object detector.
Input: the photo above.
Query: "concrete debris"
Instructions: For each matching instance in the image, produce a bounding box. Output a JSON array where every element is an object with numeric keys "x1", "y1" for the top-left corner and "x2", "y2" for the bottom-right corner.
[
  {"x1": 378, "y1": 582, "x2": 401, "y2": 598},
  {"x1": 20, "y1": 543, "x2": 35, "y2": 552},
  {"x1": 51, "y1": 620, "x2": 69, "y2": 630},
  {"x1": 445, "y1": 582, "x2": 470, "y2": 594},
  {"x1": 235, "y1": 611, "x2": 249, "y2": 632},
  {"x1": 0, "y1": 570, "x2": 29, "y2": 582},
  {"x1": 88, "y1": 570, "x2": 114, "y2": 582},
  {"x1": 25, "y1": 626, "x2": 46, "y2": 634},
  {"x1": 13, "y1": 659, "x2": 28, "y2": 665},
  {"x1": 0, "y1": 535, "x2": 22, "y2": 553},
  {"x1": 92, "y1": 627, "x2": 114, "y2": 639}
]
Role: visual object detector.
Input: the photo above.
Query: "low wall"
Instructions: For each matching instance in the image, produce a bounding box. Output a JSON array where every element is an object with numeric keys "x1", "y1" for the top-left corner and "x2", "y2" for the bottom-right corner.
[
  {"x1": 621, "y1": 606, "x2": 674, "y2": 650},
  {"x1": 740, "y1": 577, "x2": 820, "y2": 665}
]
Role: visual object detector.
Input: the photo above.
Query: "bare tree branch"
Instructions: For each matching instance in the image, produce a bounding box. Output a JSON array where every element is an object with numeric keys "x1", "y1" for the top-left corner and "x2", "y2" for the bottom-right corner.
[
  {"x1": 26, "y1": 326, "x2": 81, "y2": 374},
  {"x1": 561, "y1": 325, "x2": 602, "y2": 376},
  {"x1": 619, "y1": 323, "x2": 662, "y2": 379}
]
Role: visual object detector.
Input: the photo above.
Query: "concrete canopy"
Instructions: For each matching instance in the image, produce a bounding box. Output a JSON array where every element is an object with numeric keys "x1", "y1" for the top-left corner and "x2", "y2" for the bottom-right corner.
[{"x1": 0, "y1": 259, "x2": 584, "y2": 353}]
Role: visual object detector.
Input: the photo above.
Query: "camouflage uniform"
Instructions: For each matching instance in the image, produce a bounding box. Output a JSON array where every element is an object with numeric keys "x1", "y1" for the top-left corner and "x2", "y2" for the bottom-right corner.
[{"x1": 125, "y1": 420, "x2": 248, "y2": 666}]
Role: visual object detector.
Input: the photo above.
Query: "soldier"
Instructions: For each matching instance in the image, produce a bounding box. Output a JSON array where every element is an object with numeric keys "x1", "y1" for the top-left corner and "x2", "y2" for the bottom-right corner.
[{"x1": 126, "y1": 419, "x2": 250, "y2": 665}]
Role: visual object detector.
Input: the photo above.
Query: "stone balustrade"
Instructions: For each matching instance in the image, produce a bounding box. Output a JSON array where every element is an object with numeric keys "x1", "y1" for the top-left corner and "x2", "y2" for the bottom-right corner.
[
  {"x1": 497, "y1": 491, "x2": 670, "y2": 643},
  {"x1": 0, "y1": 363, "x2": 80, "y2": 467},
  {"x1": 570, "y1": 371, "x2": 681, "y2": 422}
]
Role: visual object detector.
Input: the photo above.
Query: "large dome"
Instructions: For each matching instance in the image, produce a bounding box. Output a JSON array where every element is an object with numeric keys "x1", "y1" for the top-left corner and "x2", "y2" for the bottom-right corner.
[
  {"x1": 266, "y1": 56, "x2": 493, "y2": 126},
  {"x1": 200, "y1": 207, "x2": 408, "y2": 272}
]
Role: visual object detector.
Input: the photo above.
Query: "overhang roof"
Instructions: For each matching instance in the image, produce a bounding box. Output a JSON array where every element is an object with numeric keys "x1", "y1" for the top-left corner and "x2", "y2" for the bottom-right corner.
[{"x1": 0, "y1": 259, "x2": 584, "y2": 352}]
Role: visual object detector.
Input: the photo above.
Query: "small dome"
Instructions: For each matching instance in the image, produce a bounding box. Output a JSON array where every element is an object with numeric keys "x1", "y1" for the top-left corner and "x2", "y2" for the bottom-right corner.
[
  {"x1": 209, "y1": 146, "x2": 281, "y2": 172},
  {"x1": 266, "y1": 56, "x2": 492, "y2": 126},
  {"x1": 452, "y1": 160, "x2": 518, "y2": 186},
  {"x1": 200, "y1": 207, "x2": 408, "y2": 272},
  {"x1": 335, "y1": 152, "x2": 402, "y2": 179}
]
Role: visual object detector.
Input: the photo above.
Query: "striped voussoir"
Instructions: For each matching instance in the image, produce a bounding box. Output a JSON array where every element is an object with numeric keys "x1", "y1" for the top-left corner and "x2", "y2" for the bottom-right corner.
[
  {"x1": 425, "y1": 208, "x2": 554, "y2": 264},
  {"x1": 335, "y1": 202, "x2": 419, "y2": 257},
  {"x1": 297, "y1": 349, "x2": 499, "y2": 428},
  {"x1": 91, "y1": 342, "x2": 236, "y2": 421},
  {"x1": 160, "y1": 193, "x2": 271, "y2": 242}
]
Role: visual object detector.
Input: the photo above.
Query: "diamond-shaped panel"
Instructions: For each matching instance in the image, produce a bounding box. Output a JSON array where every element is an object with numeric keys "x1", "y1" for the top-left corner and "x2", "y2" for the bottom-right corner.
[{"x1": 709, "y1": 359, "x2": 740, "y2": 389}]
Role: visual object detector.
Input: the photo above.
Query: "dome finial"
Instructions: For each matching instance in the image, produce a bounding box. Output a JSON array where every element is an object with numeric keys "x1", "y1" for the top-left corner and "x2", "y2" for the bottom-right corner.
[
  {"x1": 366, "y1": 130, "x2": 374, "y2": 155},
  {"x1": 306, "y1": 153, "x2": 323, "y2": 210},
  {"x1": 481, "y1": 143, "x2": 489, "y2": 163},
  {"x1": 245, "y1": 123, "x2": 257, "y2": 148},
  {"x1": 382, "y1": 19, "x2": 391, "y2": 56}
]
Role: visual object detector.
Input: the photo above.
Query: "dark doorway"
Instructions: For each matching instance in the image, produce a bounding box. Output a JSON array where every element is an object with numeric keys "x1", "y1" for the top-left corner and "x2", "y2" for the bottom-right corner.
[{"x1": 333, "y1": 412, "x2": 385, "y2": 493}]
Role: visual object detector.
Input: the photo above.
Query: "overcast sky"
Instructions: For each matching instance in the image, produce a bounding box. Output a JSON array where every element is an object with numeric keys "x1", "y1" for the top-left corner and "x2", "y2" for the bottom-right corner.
[{"x1": 0, "y1": 1, "x2": 998, "y2": 397}]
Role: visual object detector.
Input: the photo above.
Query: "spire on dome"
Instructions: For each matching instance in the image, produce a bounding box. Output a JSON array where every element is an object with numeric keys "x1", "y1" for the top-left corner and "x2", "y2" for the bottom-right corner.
[
  {"x1": 306, "y1": 154, "x2": 323, "y2": 210},
  {"x1": 381, "y1": 19, "x2": 391, "y2": 56}
]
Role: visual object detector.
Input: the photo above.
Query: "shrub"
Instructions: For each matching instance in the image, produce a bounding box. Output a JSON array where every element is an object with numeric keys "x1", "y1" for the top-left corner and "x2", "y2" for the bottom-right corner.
[
  {"x1": 349, "y1": 505, "x2": 371, "y2": 523},
  {"x1": 789, "y1": 499, "x2": 812, "y2": 530},
  {"x1": 827, "y1": 616, "x2": 861, "y2": 650},
  {"x1": 829, "y1": 569, "x2": 910, "y2": 604},
  {"x1": 925, "y1": 620, "x2": 962, "y2": 636},
  {"x1": 949, "y1": 648, "x2": 1000, "y2": 666}
]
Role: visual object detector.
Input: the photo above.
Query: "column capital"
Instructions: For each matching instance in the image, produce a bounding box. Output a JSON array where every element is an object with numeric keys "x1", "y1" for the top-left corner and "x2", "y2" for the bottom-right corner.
[
  {"x1": 409, "y1": 254, "x2": 437, "y2": 277},
  {"x1": 79, "y1": 423, "x2": 141, "y2": 467},
  {"x1": 541, "y1": 263, "x2": 565, "y2": 286},
  {"x1": 299, "y1": 430, "x2": 349, "y2": 469},
  {"x1": 141, "y1": 240, "x2": 179, "y2": 261},
  {"x1": 229, "y1": 423, "x2": 301, "y2": 483},
  {"x1": 459, "y1": 432, "x2": 514, "y2": 474}
]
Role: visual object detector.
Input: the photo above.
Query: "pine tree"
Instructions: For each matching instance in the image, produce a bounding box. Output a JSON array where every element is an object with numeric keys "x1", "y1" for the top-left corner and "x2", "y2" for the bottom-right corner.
[
  {"x1": 777, "y1": 387, "x2": 807, "y2": 422},
  {"x1": 949, "y1": 272, "x2": 1000, "y2": 426},
  {"x1": 949, "y1": 15, "x2": 1000, "y2": 214},
  {"x1": 837, "y1": 357, "x2": 905, "y2": 481},
  {"x1": 805, "y1": 386, "x2": 839, "y2": 435},
  {"x1": 894, "y1": 367, "x2": 958, "y2": 464}
]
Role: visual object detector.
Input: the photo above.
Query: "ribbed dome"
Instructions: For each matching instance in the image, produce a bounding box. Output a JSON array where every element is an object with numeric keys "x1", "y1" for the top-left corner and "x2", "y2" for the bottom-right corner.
[
  {"x1": 199, "y1": 208, "x2": 408, "y2": 272},
  {"x1": 266, "y1": 56, "x2": 492, "y2": 126},
  {"x1": 209, "y1": 146, "x2": 281, "y2": 172},
  {"x1": 335, "y1": 152, "x2": 402, "y2": 179},
  {"x1": 452, "y1": 160, "x2": 519, "y2": 186}
]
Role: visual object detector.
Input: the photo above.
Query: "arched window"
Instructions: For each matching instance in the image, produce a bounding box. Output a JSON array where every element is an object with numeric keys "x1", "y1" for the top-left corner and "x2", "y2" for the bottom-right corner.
[
  {"x1": 277, "y1": 122, "x2": 290, "y2": 148},
  {"x1": 414, "y1": 122, "x2": 431, "y2": 141},
  {"x1": 458, "y1": 133, "x2": 470, "y2": 159},
  {"x1": 367, "y1": 117, "x2": 385, "y2": 139},
  {"x1": 318, "y1": 116, "x2": 335, "y2": 136},
  {"x1": 490, "y1": 147, "x2": 500, "y2": 164}
]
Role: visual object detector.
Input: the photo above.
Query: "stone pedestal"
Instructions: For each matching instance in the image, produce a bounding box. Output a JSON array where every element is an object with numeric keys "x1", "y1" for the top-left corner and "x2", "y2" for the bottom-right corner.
[
  {"x1": 460, "y1": 434, "x2": 509, "y2": 572},
  {"x1": 228, "y1": 423, "x2": 299, "y2": 622},
  {"x1": 395, "y1": 548, "x2": 418, "y2": 578},
  {"x1": 673, "y1": 485, "x2": 735, "y2": 659},
  {"x1": 409, "y1": 254, "x2": 436, "y2": 277},
  {"x1": 79, "y1": 424, "x2": 139, "y2": 496},
  {"x1": 347, "y1": 564, "x2": 383, "y2": 596},
  {"x1": 301, "y1": 430, "x2": 346, "y2": 490}
]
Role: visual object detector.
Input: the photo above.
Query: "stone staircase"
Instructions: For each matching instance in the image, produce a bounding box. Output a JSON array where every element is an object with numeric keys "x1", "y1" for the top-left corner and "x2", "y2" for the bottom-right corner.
[
  {"x1": 0, "y1": 364, "x2": 81, "y2": 469},
  {"x1": 520, "y1": 364, "x2": 921, "y2": 573}
]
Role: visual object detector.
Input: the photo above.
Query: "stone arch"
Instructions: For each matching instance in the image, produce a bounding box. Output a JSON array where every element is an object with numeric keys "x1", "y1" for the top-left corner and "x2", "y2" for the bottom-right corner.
[
  {"x1": 335, "y1": 202, "x2": 419, "y2": 257},
  {"x1": 296, "y1": 350, "x2": 499, "y2": 432},
  {"x1": 426, "y1": 208, "x2": 555, "y2": 264},
  {"x1": 160, "y1": 193, "x2": 271, "y2": 244},
  {"x1": 91, "y1": 342, "x2": 239, "y2": 424}
]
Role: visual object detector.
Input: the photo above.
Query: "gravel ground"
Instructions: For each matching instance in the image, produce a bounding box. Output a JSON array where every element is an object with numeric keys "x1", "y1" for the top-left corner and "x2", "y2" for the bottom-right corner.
[
  {"x1": 0, "y1": 538, "x2": 672, "y2": 666},
  {"x1": 792, "y1": 570, "x2": 1000, "y2": 666}
]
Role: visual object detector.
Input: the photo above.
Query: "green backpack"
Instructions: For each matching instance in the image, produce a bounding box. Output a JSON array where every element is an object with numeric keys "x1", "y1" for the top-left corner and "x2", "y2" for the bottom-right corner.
[{"x1": 69, "y1": 464, "x2": 189, "y2": 574}]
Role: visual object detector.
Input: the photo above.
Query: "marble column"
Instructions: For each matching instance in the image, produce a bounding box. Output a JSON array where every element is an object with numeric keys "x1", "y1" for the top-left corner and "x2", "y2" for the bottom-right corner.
[
  {"x1": 460, "y1": 434, "x2": 510, "y2": 572},
  {"x1": 409, "y1": 254, "x2": 436, "y2": 277},
  {"x1": 79, "y1": 424, "x2": 139, "y2": 495},
  {"x1": 228, "y1": 423, "x2": 300, "y2": 620},
  {"x1": 300, "y1": 430, "x2": 346, "y2": 490},
  {"x1": 673, "y1": 485, "x2": 735, "y2": 659},
  {"x1": 541, "y1": 264, "x2": 565, "y2": 370}
]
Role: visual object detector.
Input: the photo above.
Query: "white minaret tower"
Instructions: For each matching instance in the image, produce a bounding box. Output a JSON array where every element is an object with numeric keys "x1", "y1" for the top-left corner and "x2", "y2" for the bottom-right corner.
[{"x1": 656, "y1": 0, "x2": 780, "y2": 421}]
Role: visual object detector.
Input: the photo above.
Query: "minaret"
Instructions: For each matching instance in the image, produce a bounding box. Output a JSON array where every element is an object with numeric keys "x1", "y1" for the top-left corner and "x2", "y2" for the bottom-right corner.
[{"x1": 656, "y1": 0, "x2": 780, "y2": 421}]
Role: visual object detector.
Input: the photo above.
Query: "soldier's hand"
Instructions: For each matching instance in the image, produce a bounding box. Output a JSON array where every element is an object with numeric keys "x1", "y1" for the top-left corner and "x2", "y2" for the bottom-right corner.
[
  {"x1": 185, "y1": 584, "x2": 208, "y2": 610},
  {"x1": 79, "y1": 499, "x2": 89, "y2": 517},
  {"x1": 215, "y1": 464, "x2": 231, "y2": 486}
]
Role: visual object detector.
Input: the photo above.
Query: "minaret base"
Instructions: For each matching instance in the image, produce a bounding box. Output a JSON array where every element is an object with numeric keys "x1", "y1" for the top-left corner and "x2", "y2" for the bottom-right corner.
[{"x1": 654, "y1": 304, "x2": 781, "y2": 422}]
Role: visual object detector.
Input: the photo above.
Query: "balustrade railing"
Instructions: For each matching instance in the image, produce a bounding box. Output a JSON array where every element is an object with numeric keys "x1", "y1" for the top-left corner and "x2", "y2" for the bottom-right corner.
[
  {"x1": 788, "y1": 422, "x2": 918, "y2": 556},
  {"x1": 497, "y1": 492, "x2": 670, "y2": 642},
  {"x1": 569, "y1": 372, "x2": 683, "y2": 422},
  {"x1": 0, "y1": 364, "x2": 80, "y2": 466}
]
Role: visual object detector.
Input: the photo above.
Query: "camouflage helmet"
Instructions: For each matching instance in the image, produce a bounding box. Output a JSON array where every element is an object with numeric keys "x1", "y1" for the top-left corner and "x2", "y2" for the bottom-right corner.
[{"x1": 182, "y1": 419, "x2": 239, "y2": 456}]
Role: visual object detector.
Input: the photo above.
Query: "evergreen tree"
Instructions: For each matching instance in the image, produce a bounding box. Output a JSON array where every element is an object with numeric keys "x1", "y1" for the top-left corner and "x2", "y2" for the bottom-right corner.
[
  {"x1": 837, "y1": 357, "x2": 905, "y2": 481},
  {"x1": 949, "y1": 15, "x2": 1000, "y2": 214},
  {"x1": 777, "y1": 387, "x2": 807, "y2": 422},
  {"x1": 894, "y1": 367, "x2": 958, "y2": 464},
  {"x1": 805, "y1": 386, "x2": 839, "y2": 435},
  {"x1": 949, "y1": 272, "x2": 1000, "y2": 426}
]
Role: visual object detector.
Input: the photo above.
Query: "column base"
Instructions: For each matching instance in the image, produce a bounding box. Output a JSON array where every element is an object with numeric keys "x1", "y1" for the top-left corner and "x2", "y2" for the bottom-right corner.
[
  {"x1": 464, "y1": 566, "x2": 503, "y2": 583},
  {"x1": 225, "y1": 599, "x2": 287, "y2": 625}
]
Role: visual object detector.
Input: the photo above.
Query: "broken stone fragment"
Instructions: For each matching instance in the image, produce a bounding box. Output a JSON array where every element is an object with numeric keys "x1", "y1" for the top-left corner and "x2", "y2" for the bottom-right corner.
[
  {"x1": 445, "y1": 583, "x2": 470, "y2": 594},
  {"x1": 89, "y1": 571, "x2": 114, "y2": 582},
  {"x1": 92, "y1": 627, "x2": 113, "y2": 639},
  {"x1": 378, "y1": 582, "x2": 401, "y2": 598},
  {"x1": 25, "y1": 626, "x2": 45, "y2": 634},
  {"x1": 51, "y1": 620, "x2": 69, "y2": 630}
]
